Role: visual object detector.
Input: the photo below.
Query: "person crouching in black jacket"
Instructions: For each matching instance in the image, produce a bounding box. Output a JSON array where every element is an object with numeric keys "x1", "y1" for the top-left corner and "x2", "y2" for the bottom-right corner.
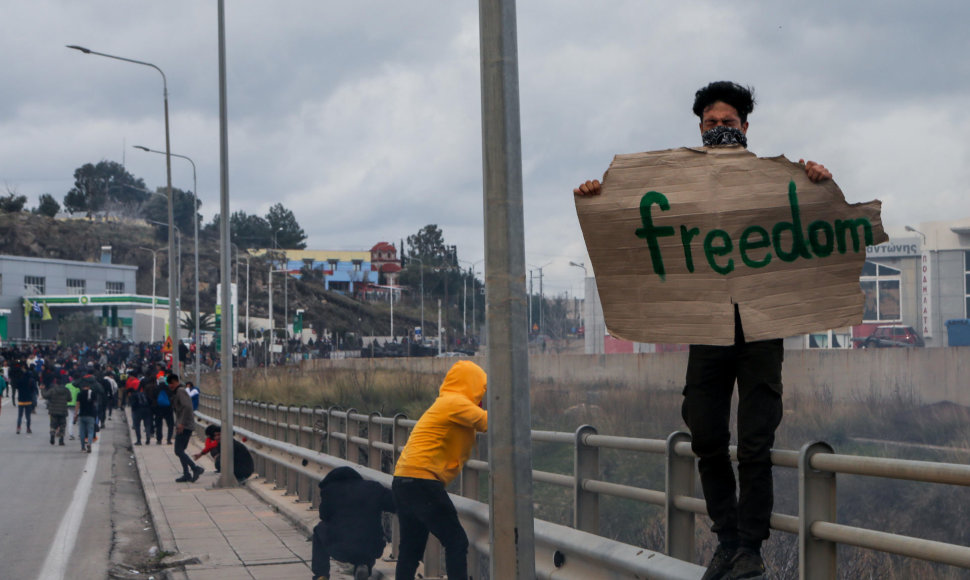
[{"x1": 312, "y1": 466, "x2": 395, "y2": 580}]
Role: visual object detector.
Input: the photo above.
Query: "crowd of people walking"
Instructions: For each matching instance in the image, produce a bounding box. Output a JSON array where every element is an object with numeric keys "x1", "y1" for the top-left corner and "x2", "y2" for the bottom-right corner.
[{"x1": 0, "y1": 341, "x2": 197, "y2": 453}]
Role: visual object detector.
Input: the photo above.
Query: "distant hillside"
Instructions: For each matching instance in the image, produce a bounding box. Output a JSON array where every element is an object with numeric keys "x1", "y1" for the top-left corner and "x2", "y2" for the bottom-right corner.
[{"x1": 0, "y1": 211, "x2": 424, "y2": 341}]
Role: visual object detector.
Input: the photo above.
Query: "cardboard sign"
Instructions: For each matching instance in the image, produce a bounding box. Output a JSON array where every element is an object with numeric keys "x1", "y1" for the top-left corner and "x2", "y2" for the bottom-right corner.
[{"x1": 575, "y1": 146, "x2": 887, "y2": 345}]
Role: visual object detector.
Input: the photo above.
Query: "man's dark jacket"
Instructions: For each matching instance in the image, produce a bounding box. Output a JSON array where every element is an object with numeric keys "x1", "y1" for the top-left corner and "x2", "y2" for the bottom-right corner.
[
  {"x1": 43, "y1": 383, "x2": 71, "y2": 416},
  {"x1": 140, "y1": 375, "x2": 159, "y2": 410},
  {"x1": 76, "y1": 374, "x2": 103, "y2": 409},
  {"x1": 316, "y1": 467, "x2": 395, "y2": 561}
]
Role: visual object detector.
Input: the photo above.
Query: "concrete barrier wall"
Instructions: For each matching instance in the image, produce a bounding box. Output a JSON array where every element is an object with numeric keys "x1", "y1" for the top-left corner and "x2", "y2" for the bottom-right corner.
[{"x1": 298, "y1": 347, "x2": 970, "y2": 406}]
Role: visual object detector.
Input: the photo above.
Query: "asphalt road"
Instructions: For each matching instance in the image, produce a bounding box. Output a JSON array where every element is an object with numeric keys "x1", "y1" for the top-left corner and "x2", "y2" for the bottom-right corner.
[{"x1": 0, "y1": 395, "x2": 149, "y2": 580}]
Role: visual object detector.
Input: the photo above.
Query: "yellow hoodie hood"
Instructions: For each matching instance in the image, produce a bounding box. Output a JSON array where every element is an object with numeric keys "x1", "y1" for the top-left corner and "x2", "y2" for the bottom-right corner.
[
  {"x1": 393, "y1": 361, "x2": 488, "y2": 485},
  {"x1": 438, "y1": 360, "x2": 487, "y2": 405}
]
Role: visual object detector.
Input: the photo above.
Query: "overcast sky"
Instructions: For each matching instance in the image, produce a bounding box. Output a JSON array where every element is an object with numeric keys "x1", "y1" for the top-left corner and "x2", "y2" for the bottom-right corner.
[{"x1": 3, "y1": 1, "x2": 968, "y2": 298}]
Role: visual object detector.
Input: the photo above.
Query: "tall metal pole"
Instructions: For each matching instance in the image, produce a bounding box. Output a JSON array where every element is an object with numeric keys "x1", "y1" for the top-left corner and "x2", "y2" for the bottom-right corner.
[
  {"x1": 539, "y1": 265, "x2": 544, "y2": 334},
  {"x1": 152, "y1": 252, "x2": 157, "y2": 341},
  {"x1": 411, "y1": 256, "x2": 424, "y2": 341},
  {"x1": 528, "y1": 269, "x2": 533, "y2": 332},
  {"x1": 284, "y1": 271, "x2": 288, "y2": 359},
  {"x1": 190, "y1": 160, "x2": 200, "y2": 386},
  {"x1": 478, "y1": 0, "x2": 535, "y2": 577},
  {"x1": 217, "y1": 0, "x2": 235, "y2": 488},
  {"x1": 143, "y1": 248, "x2": 158, "y2": 341},
  {"x1": 135, "y1": 146, "x2": 201, "y2": 387},
  {"x1": 245, "y1": 258, "x2": 250, "y2": 343},
  {"x1": 268, "y1": 268, "x2": 274, "y2": 363},
  {"x1": 66, "y1": 45, "x2": 179, "y2": 372}
]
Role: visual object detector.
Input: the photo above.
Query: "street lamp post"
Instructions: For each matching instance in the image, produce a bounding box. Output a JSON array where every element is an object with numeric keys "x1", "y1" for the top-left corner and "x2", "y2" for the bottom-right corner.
[
  {"x1": 138, "y1": 246, "x2": 168, "y2": 341},
  {"x1": 569, "y1": 261, "x2": 588, "y2": 330},
  {"x1": 530, "y1": 261, "x2": 552, "y2": 334},
  {"x1": 68, "y1": 44, "x2": 179, "y2": 372},
  {"x1": 147, "y1": 219, "x2": 182, "y2": 313},
  {"x1": 135, "y1": 145, "x2": 201, "y2": 386},
  {"x1": 410, "y1": 257, "x2": 424, "y2": 342},
  {"x1": 459, "y1": 258, "x2": 485, "y2": 338},
  {"x1": 905, "y1": 225, "x2": 928, "y2": 245},
  {"x1": 237, "y1": 252, "x2": 251, "y2": 345},
  {"x1": 268, "y1": 268, "x2": 289, "y2": 365},
  {"x1": 568, "y1": 260, "x2": 587, "y2": 278}
]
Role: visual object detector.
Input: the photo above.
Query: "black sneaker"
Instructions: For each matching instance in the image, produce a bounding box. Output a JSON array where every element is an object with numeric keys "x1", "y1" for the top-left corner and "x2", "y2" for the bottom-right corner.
[
  {"x1": 728, "y1": 548, "x2": 766, "y2": 579},
  {"x1": 175, "y1": 474, "x2": 192, "y2": 483},
  {"x1": 191, "y1": 465, "x2": 205, "y2": 482},
  {"x1": 701, "y1": 543, "x2": 738, "y2": 580},
  {"x1": 134, "y1": 441, "x2": 142, "y2": 446}
]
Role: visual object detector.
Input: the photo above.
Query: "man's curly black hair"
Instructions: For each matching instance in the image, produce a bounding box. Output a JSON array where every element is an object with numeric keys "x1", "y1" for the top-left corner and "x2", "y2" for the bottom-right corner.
[{"x1": 692, "y1": 81, "x2": 756, "y2": 123}]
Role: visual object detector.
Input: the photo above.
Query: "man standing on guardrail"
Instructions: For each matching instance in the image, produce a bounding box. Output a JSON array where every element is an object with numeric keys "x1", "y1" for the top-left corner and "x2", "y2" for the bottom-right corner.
[
  {"x1": 392, "y1": 360, "x2": 488, "y2": 580},
  {"x1": 575, "y1": 81, "x2": 833, "y2": 580}
]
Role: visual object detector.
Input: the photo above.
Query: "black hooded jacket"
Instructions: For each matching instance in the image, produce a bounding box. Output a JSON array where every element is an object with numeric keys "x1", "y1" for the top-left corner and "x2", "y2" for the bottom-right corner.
[{"x1": 317, "y1": 467, "x2": 395, "y2": 560}]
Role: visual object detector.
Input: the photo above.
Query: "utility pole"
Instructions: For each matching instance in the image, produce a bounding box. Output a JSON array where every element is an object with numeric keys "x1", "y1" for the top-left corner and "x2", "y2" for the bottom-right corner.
[
  {"x1": 216, "y1": 0, "x2": 235, "y2": 489},
  {"x1": 538, "y1": 265, "x2": 544, "y2": 334},
  {"x1": 479, "y1": 0, "x2": 536, "y2": 576},
  {"x1": 528, "y1": 269, "x2": 533, "y2": 333}
]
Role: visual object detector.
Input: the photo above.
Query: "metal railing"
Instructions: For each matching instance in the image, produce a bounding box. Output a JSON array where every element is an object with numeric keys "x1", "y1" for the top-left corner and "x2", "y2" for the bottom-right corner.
[{"x1": 197, "y1": 394, "x2": 970, "y2": 579}]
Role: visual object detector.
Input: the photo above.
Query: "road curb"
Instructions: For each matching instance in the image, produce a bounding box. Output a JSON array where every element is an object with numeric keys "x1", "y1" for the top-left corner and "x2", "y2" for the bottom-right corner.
[{"x1": 126, "y1": 407, "x2": 189, "y2": 580}]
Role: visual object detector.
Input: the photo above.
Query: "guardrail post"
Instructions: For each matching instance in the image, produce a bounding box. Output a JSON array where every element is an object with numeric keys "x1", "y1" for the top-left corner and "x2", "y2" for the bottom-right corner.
[
  {"x1": 290, "y1": 406, "x2": 300, "y2": 497},
  {"x1": 462, "y1": 433, "x2": 484, "y2": 579},
  {"x1": 574, "y1": 425, "x2": 600, "y2": 534},
  {"x1": 392, "y1": 413, "x2": 408, "y2": 466},
  {"x1": 297, "y1": 405, "x2": 310, "y2": 502},
  {"x1": 665, "y1": 430, "x2": 695, "y2": 561},
  {"x1": 312, "y1": 406, "x2": 323, "y2": 453},
  {"x1": 346, "y1": 408, "x2": 359, "y2": 464},
  {"x1": 327, "y1": 406, "x2": 339, "y2": 457},
  {"x1": 799, "y1": 441, "x2": 837, "y2": 580},
  {"x1": 390, "y1": 413, "x2": 409, "y2": 561},
  {"x1": 253, "y1": 403, "x2": 264, "y2": 477},
  {"x1": 368, "y1": 412, "x2": 382, "y2": 471},
  {"x1": 271, "y1": 403, "x2": 282, "y2": 489}
]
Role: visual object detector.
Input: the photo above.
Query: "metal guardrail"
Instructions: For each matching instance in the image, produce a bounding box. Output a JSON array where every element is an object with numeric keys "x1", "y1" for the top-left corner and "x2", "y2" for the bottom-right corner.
[{"x1": 198, "y1": 394, "x2": 970, "y2": 579}]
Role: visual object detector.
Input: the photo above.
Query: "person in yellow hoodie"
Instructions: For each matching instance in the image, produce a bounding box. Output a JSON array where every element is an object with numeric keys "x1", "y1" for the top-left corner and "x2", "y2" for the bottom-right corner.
[{"x1": 392, "y1": 360, "x2": 487, "y2": 580}]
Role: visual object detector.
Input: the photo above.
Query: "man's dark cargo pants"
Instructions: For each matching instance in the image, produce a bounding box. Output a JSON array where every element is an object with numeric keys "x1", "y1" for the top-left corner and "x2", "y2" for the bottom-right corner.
[{"x1": 681, "y1": 338, "x2": 784, "y2": 548}]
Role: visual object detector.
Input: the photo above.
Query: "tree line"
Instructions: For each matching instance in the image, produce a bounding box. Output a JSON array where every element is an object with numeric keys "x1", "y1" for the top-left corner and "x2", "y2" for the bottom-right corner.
[{"x1": 1, "y1": 159, "x2": 307, "y2": 249}]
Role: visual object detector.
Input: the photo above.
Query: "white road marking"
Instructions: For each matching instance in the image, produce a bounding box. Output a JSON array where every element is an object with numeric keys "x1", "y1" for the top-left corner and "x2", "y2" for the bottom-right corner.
[{"x1": 36, "y1": 438, "x2": 101, "y2": 580}]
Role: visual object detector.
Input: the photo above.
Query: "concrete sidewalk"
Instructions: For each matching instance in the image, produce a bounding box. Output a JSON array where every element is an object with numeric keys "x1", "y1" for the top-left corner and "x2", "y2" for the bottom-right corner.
[{"x1": 128, "y1": 410, "x2": 393, "y2": 580}]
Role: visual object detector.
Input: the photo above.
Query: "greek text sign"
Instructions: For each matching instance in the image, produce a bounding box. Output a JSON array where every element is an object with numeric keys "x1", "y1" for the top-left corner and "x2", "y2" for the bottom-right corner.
[{"x1": 575, "y1": 147, "x2": 887, "y2": 345}]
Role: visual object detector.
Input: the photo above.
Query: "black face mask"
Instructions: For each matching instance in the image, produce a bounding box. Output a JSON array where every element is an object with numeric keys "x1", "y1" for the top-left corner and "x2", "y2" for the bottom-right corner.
[{"x1": 702, "y1": 126, "x2": 747, "y2": 148}]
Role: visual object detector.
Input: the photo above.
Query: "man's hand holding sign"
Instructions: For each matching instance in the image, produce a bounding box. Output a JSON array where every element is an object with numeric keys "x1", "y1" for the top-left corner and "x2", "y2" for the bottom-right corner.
[{"x1": 571, "y1": 81, "x2": 886, "y2": 580}]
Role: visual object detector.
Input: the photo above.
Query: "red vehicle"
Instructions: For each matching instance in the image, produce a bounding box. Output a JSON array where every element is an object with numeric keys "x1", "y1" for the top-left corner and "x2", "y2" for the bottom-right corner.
[{"x1": 853, "y1": 325, "x2": 925, "y2": 348}]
